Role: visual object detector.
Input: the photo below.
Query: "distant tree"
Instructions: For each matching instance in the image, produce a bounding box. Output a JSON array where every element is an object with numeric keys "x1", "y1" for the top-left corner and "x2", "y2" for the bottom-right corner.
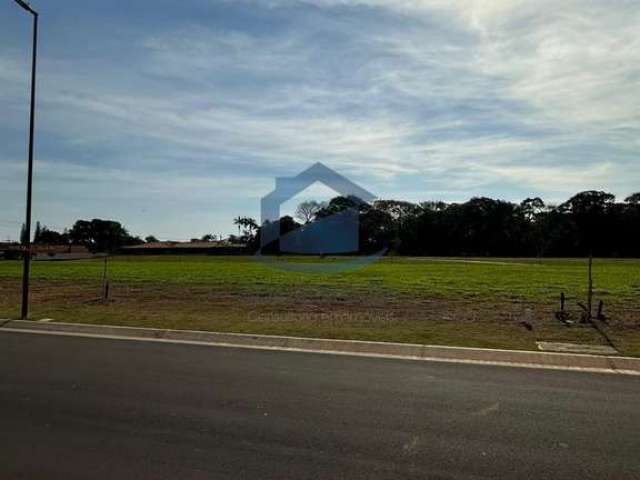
[
  {"x1": 34, "y1": 222, "x2": 42, "y2": 243},
  {"x1": 625, "y1": 192, "x2": 640, "y2": 204},
  {"x1": 227, "y1": 234, "x2": 244, "y2": 245},
  {"x1": 420, "y1": 201, "x2": 448, "y2": 212},
  {"x1": 233, "y1": 216, "x2": 243, "y2": 236},
  {"x1": 560, "y1": 191, "x2": 616, "y2": 255},
  {"x1": 145, "y1": 235, "x2": 159, "y2": 243},
  {"x1": 20, "y1": 223, "x2": 28, "y2": 245},
  {"x1": 69, "y1": 219, "x2": 142, "y2": 252},
  {"x1": 201, "y1": 234, "x2": 215, "y2": 242},
  {"x1": 560, "y1": 190, "x2": 615, "y2": 214},
  {"x1": 359, "y1": 208, "x2": 394, "y2": 253},
  {"x1": 69, "y1": 220, "x2": 93, "y2": 247},
  {"x1": 256, "y1": 215, "x2": 302, "y2": 254},
  {"x1": 373, "y1": 200, "x2": 421, "y2": 221},
  {"x1": 279, "y1": 215, "x2": 300, "y2": 236},
  {"x1": 234, "y1": 217, "x2": 258, "y2": 238},
  {"x1": 34, "y1": 225, "x2": 68, "y2": 245},
  {"x1": 246, "y1": 218, "x2": 259, "y2": 232},
  {"x1": 295, "y1": 200, "x2": 324, "y2": 224},
  {"x1": 316, "y1": 196, "x2": 370, "y2": 219},
  {"x1": 371, "y1": 200, "x2": 421, "y2": 252},
  {"x1": 620, "y1": 194, "x2": 640, "y2": 256},
  {"x1": 520, "y1": 197, "x2": 545, "y2": 222}
]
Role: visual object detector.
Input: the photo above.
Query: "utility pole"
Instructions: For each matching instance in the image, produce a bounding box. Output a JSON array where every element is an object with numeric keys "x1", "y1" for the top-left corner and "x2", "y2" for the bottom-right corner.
[{"x1": 13, "y1": 0, "x2": 39, "y2": 319}]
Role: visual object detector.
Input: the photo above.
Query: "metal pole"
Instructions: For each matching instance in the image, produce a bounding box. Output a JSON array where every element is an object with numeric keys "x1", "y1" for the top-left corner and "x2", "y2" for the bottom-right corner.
[{"x1": 20, "y1": 9, "x2": 38, "y2": 320}]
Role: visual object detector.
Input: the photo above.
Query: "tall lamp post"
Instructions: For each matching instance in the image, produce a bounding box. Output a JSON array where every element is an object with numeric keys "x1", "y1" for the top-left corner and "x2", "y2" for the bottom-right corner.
[{"x1": 13, "y1": 0, "x2": 38, "y2": 319}]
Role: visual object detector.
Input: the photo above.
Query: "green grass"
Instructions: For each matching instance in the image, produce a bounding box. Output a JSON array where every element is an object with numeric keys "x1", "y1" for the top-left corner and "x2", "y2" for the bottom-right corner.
[
  {"x1": 1, "y1": 256, "x2": 639, "y2": 354},
  {"x1": 2, "y1": 255, "x2": 639, "y2": 301}
]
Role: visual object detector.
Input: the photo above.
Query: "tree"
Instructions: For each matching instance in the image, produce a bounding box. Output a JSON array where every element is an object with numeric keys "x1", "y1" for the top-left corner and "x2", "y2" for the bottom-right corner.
[
  {"x1": 20, "y1": 223, "x2": 28, "y2": 245},
  {"x1": 373, "y1": 200, "x2": 421, "y2": 221},
  {"x1": 145, "y1": 235, "x2": 159, "y2": 243},
  {"x1": 370, "y1": 200, "x2": 421, "y2": 252},
  {"x1": 279, "y1": 215, "x2": 300, "y2": 236},
  {"x1": 620, "y1": 194, "x2": 640, "y2": 256},
  {"x1": 34, "y1": 225, "x2": 68, "y2": 245},
  {"x1": 69, "y1": 219, "x2": 142, "y2": 252},
  {"x1": 420, "y1": 201, "x2": 448, "y2": 212},
  {"x1": 233, "y1": 216, "x2": 243, "y2": 236},
  {"x1": 227, "y1": 234, "x2": 243, "y2": 244},
  {"x1": 624, "y1": 192, "x2": 640, "y2": 204},
  {"x1": 560, "y1": 191, "x2": 615, "y2": 214},
  {"x1": 34, "y1": 221, "x2": 42, "y2": 243},
  {"x1": 295, "y1": 200, "x2": 324, "y2": 224},
  {"x1": 316, "y1": 196, "x2": 370, "y2": 219},
  {"x1": 560, "y1": 191, "x2": 616, "y2": 255},
  {"x1": 520, "y1": 197, "x2": 545, "y2": 222},
  {"x1": 359, "y1": 208, "x2": 394, "y2": 253},
  {"x1": 232, "y1": 217, "x2": 259, "y2": 248}
]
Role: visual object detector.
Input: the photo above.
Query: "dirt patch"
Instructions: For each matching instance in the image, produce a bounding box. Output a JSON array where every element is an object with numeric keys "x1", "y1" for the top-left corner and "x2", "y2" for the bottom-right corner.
[{"x1": 1, "y1": 279, "x2": 638, "y2": 354}]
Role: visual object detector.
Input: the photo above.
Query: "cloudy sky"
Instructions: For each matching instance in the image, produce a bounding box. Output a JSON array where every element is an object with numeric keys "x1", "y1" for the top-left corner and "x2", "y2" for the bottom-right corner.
[{"x1": 1, "y1": 0, "x2": 638, "y2": 241}]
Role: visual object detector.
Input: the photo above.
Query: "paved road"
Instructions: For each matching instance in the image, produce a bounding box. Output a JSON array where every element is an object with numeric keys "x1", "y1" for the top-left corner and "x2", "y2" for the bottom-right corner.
[{"x1": 1, "y1": 332, "x2": 639, "y2": 479}]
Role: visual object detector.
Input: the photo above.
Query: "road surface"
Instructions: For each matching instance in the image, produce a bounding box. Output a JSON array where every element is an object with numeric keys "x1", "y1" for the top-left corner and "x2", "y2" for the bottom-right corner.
[{"x1": 1, "y1": 331, "x2": 639, "y2": 479}]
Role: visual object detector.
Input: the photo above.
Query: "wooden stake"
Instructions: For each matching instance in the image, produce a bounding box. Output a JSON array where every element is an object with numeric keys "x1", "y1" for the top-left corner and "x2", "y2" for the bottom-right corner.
[
  {"x1": 587, "y1": 254, "x2": 593, "y2": 322},
  {"x1": 102, "y1": 254, "x2": 109, "y2": 302},
  {"x1": 597, "y1": 300, "x2": 606, "y2": 322}
]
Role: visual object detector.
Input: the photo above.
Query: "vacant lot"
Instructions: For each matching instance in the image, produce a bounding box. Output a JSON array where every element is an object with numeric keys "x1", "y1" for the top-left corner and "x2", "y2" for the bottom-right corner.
[{"x1": 1, "y1": 256, "x2": 639, "y2": 354}]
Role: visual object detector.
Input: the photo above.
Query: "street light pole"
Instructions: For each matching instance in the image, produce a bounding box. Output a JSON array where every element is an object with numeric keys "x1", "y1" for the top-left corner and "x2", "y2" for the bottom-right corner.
[{"x1": 13, "y1": 0, "x2": 39, "y2": 320}]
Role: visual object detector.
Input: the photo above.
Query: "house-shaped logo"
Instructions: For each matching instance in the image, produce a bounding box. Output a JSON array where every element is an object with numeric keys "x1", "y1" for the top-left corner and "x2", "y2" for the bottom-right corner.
[{"x1": 260, "y1": 162, "x2": 375, "y2": 256}]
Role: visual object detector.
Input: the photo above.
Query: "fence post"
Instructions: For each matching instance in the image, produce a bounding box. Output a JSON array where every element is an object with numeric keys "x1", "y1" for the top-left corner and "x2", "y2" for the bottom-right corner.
[{"x1": 587, "y1": 254, "x2": 593, "y2": 322}]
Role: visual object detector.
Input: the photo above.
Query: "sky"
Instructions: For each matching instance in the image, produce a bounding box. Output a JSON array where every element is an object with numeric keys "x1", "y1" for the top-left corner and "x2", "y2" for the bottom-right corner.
[{"x1": 1, "y1": 0, "x2": 639, "y2": 241}]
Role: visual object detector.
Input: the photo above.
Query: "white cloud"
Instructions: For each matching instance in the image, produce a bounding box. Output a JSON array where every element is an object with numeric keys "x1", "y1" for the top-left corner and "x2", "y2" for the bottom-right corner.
[{"x1": 136, "y1": 3, "x2": 640, "y2": 194}]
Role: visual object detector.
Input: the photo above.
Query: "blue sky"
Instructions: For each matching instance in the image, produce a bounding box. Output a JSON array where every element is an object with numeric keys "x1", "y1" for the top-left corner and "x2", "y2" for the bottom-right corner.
[{"x1": 1, "y1": 0, "x2": 639, "y2": 241}]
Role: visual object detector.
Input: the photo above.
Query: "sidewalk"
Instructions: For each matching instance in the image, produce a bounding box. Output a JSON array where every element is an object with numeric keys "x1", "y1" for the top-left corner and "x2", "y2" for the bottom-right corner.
[{"x1": 2, "y1": 319, "x2": 639, "y2": 375}]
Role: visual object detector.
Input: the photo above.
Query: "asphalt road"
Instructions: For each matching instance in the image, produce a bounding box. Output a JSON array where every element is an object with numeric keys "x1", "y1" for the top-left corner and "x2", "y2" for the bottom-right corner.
[{"x1": 1, "y1": 332, "x2": 639, "y2": 479}]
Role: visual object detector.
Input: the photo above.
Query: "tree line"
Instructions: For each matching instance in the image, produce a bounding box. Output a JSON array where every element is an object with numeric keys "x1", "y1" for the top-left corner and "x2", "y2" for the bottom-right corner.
[
  {"x1": 26, "y1": 220, "x2": 229, "y2": 253},
  {"x1": 235, "y1": 190, "x2": 640, "y2": 257},
  {"x1": 19, "y1": 190, "x2": 640, "y2": 257},
  {"x1": 30, "y1": 219, "x2": 144, "y2": 252}
]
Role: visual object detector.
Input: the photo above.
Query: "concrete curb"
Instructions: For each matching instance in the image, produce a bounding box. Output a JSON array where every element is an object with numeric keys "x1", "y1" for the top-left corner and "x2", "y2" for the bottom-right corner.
[{"x1": 2, "y1": 319, "x2": 639, "y2": 375}]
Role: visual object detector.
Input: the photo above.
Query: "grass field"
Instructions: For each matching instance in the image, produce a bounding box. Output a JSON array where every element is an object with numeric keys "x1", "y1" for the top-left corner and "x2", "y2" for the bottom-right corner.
[{"x1": 1, "y1": 255, "x2": 639, "y2": 355}]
